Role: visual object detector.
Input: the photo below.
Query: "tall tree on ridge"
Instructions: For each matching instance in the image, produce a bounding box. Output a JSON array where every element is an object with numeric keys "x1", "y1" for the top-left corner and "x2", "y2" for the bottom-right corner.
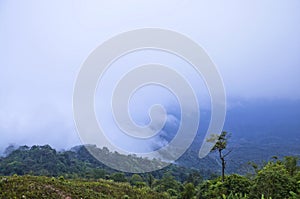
[{"x1": 209, "y1": 131, "x2": 231, "y2": 182}]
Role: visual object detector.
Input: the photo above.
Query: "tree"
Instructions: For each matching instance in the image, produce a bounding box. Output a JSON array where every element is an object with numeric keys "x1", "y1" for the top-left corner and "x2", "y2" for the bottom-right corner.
[
  {"x1": 153, "y1": 172, "x2": 181, "y2": 193},
  {"x1": 209, "y1": 131, "x2": 231, "y2": 182},
  {"x1": 222, "y1": 174, "x2": 251, "y2": 195},
  {"x1": 186, "y1": 171, "x2": 203, "y2": 186},
  {"x1": 130, "y1": 174, "x2": 144, "y2": 187},
  {"x1": 181, "y1": 183, "x2": 195, "y2": 199},
  {"x1": 110, "y1": 172, "x2": 127, "y2": 182},
  {"x1": 250, "y1": 162, "x2": 297, "y2": 199},
  {"x1": 283, "y1": 156, "x2": 299, "y2": 176},
  {"x1": 196, "y1": 174, "x2": 251, "y2": 198},
  {"x1": 146, "y1": 173, "x2": 155, "y2": 188}
]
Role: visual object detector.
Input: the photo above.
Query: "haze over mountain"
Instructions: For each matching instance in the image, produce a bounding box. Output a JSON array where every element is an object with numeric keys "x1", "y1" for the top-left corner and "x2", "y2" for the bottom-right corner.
[{"x1": 1, "y1": 1, "x2": 299, "y2": 161}]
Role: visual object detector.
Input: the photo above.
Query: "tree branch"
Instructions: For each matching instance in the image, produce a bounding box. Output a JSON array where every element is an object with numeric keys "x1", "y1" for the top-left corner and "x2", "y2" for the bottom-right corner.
[{"x1": 223, "y1": 149, "x2": 233, "y2": 158}]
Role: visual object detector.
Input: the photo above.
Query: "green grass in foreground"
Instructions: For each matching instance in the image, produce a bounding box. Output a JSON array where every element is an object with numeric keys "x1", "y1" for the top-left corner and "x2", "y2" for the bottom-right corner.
[{"x1": 0, "y1": 175, "x2": 168, "y2": 199}]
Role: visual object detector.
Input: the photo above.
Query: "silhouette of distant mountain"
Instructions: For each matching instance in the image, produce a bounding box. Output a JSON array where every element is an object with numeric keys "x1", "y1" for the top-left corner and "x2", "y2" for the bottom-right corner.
[{"x1": 175, "y1": 99, "x2": 300, "y2": 174}]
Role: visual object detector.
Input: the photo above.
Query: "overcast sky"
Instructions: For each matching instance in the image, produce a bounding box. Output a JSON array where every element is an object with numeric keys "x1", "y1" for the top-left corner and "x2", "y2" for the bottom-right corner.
[{"x1": 0, "y1": 0, "x2": 299, "y2": 152}]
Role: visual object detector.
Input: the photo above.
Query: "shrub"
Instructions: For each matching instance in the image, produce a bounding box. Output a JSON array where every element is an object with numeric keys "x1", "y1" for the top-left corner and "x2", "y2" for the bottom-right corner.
[{"x1": 250, "y1": 162, "x2": 297, "y2": 199}]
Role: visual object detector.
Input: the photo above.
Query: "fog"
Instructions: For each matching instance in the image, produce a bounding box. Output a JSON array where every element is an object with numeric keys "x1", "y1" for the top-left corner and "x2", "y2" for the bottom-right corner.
[{"x1": 0, "y1": 0, "x2": 299, "y2": 153}]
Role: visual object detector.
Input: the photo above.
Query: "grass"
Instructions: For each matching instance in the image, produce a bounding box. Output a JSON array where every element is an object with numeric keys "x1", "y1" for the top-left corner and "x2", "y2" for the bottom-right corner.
[{"x1": 0, "y1": 175, "x2": 168, "y2": 199}]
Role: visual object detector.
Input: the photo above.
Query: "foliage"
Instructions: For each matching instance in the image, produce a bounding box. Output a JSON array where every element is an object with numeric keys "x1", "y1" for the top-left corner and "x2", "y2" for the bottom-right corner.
[
  {"x1": 222, "y1": 174, "x2": 251, "y2": 195},
  {"x1": 181, "y1": 182, "x2": 195, "y2": 199},
  {"x1": 130, "y1": 174, "x2": 144, "y2": 187},
  {"x1": 110, "y1": 172, "x2": 127, "y2": 182},
  {"x1": 0, "y1": 144, "x2": 199, "y2": 183},
  {"x1": 196, "y1": 174, "x2": 251, "y2": 199},
  {"x1": 284, "y1": 156, "x2": 299, "y2": 176},
  {"x1": 186, "y1": 171, "x2": 203, "y2": 186},
  {"x1": 210, "y1": 131, "x2": 229, "y2": 152},
  {"x1": 250, "y1": 161, "x2": 298, "y2": 199},
  {"x1": 153, "y1": 172, "x2": 182, "y2": 193},
  {"x1": 209, "y1": 131, "x2": 231, "y2": 182},
  {"x1": 0, "y1": 175, "x2": 168, "y2": 199},
  {"x1": 1, "y1": 144, "x2": 300, "y2": 198}
]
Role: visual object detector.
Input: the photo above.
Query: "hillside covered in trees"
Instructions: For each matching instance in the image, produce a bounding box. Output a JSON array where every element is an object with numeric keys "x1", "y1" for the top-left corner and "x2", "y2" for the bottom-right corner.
[{"x1": 0, "y1": 144, "x2": 300, "y2": 198}]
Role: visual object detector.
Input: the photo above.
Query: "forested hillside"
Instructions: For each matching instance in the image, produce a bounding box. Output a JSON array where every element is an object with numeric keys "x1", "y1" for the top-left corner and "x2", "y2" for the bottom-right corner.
[
  {"x1": 0, "y1": 145, "x2": 204, "y2": 181},
  {"x1": 0, "y1": 145, "x2": 300, "y2": 198}
]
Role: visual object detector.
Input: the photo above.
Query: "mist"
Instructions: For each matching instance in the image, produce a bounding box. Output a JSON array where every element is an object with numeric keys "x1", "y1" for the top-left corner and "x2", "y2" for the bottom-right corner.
[{"x1": 1, "y1": 0, "x2": 300, "y2": 153}]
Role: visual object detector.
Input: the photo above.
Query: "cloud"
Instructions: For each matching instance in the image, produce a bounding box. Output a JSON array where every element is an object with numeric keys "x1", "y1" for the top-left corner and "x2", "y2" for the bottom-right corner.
[{"x1": 0, "y1": 0, "x2": 299, "y2": 152}]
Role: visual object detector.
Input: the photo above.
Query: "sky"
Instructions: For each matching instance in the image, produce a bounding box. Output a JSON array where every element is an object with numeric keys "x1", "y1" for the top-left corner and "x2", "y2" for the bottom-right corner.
[{"x1": 0, "y1": 0, "x2": 300, "y2": 154}]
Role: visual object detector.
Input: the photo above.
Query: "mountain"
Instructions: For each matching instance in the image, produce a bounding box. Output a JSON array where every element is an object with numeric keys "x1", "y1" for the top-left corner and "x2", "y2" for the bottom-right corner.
[{"x1": 174, "y1": 98, "x2": 300, "y2": 174}]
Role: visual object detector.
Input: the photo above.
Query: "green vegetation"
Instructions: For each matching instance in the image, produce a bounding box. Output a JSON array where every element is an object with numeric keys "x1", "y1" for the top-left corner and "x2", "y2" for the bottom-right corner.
[
  {"x1": 0, "y1": 145, "x2": 299, "y2": 198},
  {"x1": 0, "y1": 175, "x2": 167, "y2": 199},
  {"x1": 0, "y1": 145, "x2": 198, "y2": 181},
  {"x1": 196, "y1": 159, "x2": 300, "y2": 199},
  {"x1": 209, "y1": 131, "x2": 231, "y2": 182}
]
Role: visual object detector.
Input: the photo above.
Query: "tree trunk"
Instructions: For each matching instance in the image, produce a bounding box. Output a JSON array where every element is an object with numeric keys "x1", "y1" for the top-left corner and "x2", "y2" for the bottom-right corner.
[
  {"x1": 219, "y1": 149, "x2": 225, "y2": 182},
  {"x1": 221, "y1": 157, "x2": 225, "y2": 182}
]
